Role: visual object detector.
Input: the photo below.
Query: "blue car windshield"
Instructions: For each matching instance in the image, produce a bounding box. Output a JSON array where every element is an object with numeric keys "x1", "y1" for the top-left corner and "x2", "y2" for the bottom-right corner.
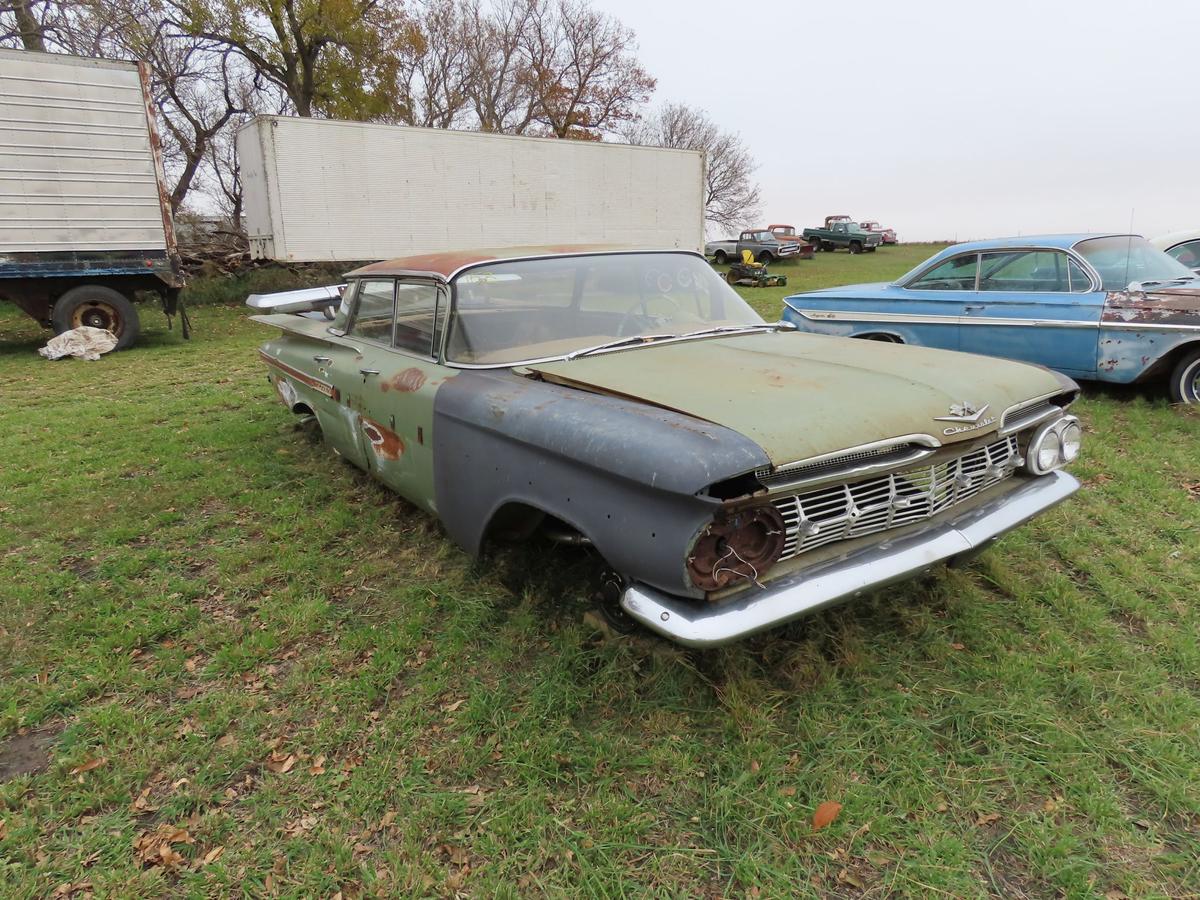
[{"x1": 1074, "y1": 236, "x2": 1196, "y2": 290}]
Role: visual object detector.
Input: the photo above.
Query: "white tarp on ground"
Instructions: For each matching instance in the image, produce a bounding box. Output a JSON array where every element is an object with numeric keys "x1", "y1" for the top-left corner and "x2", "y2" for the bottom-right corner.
[{"x1": 38, "y1": 326, "x2": 119, "y2": 361}]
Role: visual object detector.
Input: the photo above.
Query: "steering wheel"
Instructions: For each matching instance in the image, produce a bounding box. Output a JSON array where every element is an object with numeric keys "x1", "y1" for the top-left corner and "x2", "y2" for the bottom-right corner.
[{"x1": 616, "y1": 293, "x2": 682, "y2": 336}]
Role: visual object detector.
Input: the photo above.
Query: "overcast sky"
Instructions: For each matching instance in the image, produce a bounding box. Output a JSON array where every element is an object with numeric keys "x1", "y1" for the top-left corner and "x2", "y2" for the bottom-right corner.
[{"x1": 599, "y1": 0, "x2": 1200, "y2": 242}]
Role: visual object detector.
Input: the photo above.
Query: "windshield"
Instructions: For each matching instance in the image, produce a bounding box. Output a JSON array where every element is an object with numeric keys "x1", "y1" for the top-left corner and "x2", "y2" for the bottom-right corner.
[
  {"x1": 446, "y1": 253, "x2": 764, "y2": 365},
  {"x1": 1074, "y1": 236, "x2": 1197, "y2": 290}
]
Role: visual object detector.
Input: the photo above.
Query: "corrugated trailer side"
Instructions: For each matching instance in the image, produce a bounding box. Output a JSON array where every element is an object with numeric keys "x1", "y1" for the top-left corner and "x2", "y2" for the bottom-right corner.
[
  {"x1": 0, "y1": 48, "x2": 183, "y2": 350},
  {"x1": 238, "y1": 116, "x2": 705, "y2": 262},
  {"x1": 0, "y1": 49, "x2": 172, "y2": 253}
]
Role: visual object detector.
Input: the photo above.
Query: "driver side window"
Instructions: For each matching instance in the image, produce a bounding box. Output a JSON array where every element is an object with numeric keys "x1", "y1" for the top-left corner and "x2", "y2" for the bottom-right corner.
[{"x1": 908, "y1": 254, "x2": 978, "y2": 291}]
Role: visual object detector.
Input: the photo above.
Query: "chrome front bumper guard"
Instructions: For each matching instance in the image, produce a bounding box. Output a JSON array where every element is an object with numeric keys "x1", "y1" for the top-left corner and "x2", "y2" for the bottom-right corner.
[{"x1": 620, "y1": 471, "x2": 1080, "y2": 648}]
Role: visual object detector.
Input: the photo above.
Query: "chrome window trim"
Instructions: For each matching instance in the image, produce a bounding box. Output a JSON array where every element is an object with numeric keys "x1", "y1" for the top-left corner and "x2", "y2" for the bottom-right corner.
[
  {"x1": 899, "y1": 245, "x2": 1101, "y2": 293},
  {"x1": 976, "y1": 249, "x2": 1082, "y2": 296}
]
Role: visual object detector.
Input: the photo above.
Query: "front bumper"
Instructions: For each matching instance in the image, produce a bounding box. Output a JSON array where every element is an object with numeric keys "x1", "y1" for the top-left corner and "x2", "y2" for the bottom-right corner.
[{"x1": 620, "y1": 471, "x2": 1079, "y2": 648}]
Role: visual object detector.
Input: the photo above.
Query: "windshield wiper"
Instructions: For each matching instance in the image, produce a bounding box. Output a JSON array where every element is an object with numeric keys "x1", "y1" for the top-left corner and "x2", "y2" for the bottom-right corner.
[
  {"x1": 566, "y1": 333, "x2": 679, "y2": 360},
  {"x1": 678, "y1": 324, "x2": 780, "y2": 339}
]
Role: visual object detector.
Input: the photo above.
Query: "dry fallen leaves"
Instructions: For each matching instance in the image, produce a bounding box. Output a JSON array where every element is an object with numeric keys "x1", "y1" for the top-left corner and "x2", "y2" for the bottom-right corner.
[
  {"x1": 133, "y1": 825, "x2": 195, "y2": 869},
  {"x1": 265, "y1": 751, "x2": 298, "y2": 774},
  {"x1": 51, "y1": 881, "x2": 93, "y2": 898},
  {"x1": 812, "y1": 801, "x2": 843, "y2": 831},
  {"x1": 975, "y1": 812, "x2": 1002, "y2": 827},
  {"x1": 201, "y1": 846, "x2": 224, "y2": 865},
  {"x1": 68, "y1": 758, "x2": 107, "y2": 777},
  {"x1": 131, "y1": 788, "x2": 158, "y2": 814},
  {"x1": 308, "y1": 755, "x2": 327, "y2": 776},
  {"x1": 442, "y1": 698, "x2": 466, "y2": 714},
  {"x1": 0, "y1": 819, "x2": 6, "y2": 840}
]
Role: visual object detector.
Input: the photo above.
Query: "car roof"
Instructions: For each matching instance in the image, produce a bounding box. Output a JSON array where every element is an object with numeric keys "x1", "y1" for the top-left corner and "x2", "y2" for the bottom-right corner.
[
  {"x1": 937, "y1": 233, "x2": 1135, "y2": 253},
  {"x1": 1149, "y1": 229, "x2": 1200, "y2": 249},
  {"x1": 345, "y1": 244, "x2": 648, "y2": 280}
]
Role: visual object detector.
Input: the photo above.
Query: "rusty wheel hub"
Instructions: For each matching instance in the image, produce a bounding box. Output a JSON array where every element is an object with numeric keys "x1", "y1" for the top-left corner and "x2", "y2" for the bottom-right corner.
[{"x1": 71, "y1": 301, "x2": 121, "y2": 334}]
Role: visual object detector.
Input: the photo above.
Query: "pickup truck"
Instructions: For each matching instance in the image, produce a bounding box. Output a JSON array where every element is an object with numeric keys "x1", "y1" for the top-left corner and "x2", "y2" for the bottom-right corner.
[
  {"x1": 802, "y1": 220, "x2": 882, "y2": 254},
  {"x1": 860, "y1": 221, "x2": 898, "y2": 244},
  {"x1": 766, "y1": 224, "x2": 816, "y2": 260},
  {"x1": 704, "y1": 229, "x2": 801, "y2": 265}
]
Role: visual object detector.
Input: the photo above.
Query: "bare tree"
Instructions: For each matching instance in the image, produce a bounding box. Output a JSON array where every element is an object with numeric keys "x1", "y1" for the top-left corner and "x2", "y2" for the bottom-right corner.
[
  {"x1": 522, "y1": 0, "x2": 655, "y2": 139},
  {"x1": 5, "y1": 0, "x2": 44, "y2": 49},
  {"x1": 624, "y1": 103, "x2": 761, "y2": 231},
  {"x1": 459, "y1": 0, "x2": 537, "y2": 134},
  {"x1": 396, "y1": 0, "x2": 473, "y2": 129}
]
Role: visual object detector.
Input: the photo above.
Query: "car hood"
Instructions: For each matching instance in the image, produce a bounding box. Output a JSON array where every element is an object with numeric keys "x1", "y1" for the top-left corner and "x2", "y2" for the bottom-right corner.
[{"x1": 528, "y1": 331, "x2": 1066, "y2": 466}]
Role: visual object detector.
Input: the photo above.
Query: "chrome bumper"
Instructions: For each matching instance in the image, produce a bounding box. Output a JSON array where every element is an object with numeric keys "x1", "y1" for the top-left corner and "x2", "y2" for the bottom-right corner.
[{"x1": 620, "y1": 471, "x2": 1079, "y2": 648}]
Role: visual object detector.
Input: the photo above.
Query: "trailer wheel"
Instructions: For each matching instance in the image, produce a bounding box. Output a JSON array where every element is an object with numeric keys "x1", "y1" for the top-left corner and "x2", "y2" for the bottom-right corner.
[{"x1": 52, "y1": 285, "x2": 140, "y2": 351}]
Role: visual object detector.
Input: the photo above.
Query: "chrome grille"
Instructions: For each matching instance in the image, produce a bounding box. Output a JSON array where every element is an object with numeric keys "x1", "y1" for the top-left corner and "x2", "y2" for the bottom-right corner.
[
  {"x1": 756, "y1": 441, "x2": 928, "y2": 487},
  {"x1": 773, "y1": 435, "x2": 1020, "y2": 561}
]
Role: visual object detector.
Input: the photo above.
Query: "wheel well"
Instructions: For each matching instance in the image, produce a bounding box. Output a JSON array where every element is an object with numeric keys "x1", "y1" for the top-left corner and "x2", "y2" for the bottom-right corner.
[
  {"x1": 292, "y1": 401, "x2": 316, "y2": 416},
  {"x1": 1135, "y1": 340, "x2": 1200, "y2": 383},
  {"x1": 482, "y1": 501, "x2": 548, "y2": 543},
  {"x1": 855, "y1": 331, "x2": 904, "y2": 343}
]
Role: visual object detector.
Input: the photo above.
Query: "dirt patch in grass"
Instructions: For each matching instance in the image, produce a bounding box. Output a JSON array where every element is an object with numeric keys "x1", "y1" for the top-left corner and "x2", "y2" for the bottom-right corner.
[{"x1": 0, "y1": 724, "x2": 62, "y2": 781}]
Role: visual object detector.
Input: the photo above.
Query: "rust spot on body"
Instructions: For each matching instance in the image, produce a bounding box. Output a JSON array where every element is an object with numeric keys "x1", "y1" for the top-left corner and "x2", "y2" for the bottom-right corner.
[
  {"x1": 361, "y1": 417, "x2": 405, "y2": 461},
  {"x1": 381, "y1": 368, "x2": 427, "y2": 393}
]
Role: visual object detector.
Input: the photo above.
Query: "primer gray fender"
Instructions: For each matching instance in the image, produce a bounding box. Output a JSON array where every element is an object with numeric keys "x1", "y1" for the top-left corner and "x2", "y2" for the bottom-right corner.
[{"x1": 432, "y1": 370, "x2": 770, "y2": 598}]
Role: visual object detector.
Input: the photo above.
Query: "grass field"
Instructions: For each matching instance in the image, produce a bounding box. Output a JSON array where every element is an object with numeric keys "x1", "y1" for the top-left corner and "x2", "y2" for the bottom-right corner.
[{"x1": 1, "y1": 244, "x2": 1198, "y2": 898}]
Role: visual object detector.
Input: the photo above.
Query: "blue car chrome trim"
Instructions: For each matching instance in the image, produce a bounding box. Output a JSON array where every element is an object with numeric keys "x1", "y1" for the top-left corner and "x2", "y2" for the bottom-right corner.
[
  {"x1": 620, "y1": 471, "x2": 1080, "y2": 647},
  {"x1": 784, "y1": 305, "x2": 1096, "y2": 329}
]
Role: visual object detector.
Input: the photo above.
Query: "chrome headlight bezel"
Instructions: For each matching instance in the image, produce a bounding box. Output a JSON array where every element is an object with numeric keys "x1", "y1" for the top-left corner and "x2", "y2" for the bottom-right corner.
[{"x1": 1025, "y1": 415, "x2": 1081, "y2": 475}]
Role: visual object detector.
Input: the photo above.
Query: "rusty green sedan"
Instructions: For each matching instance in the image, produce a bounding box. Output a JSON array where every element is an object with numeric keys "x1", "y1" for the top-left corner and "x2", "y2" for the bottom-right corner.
[{"x1": 249, "y1": 247, "x2": 1082, "y2": 647}]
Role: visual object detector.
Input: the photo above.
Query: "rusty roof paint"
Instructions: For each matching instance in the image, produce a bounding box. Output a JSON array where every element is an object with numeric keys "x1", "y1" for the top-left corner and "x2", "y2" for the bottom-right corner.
[{"x1": 345, "y1": 244, "x2": 643, "y2": 279}]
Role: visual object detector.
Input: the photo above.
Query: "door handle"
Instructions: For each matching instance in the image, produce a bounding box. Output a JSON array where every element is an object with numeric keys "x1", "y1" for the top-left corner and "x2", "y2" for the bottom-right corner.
[
  {"x1": 313, "y1": 355, "x2": 332, "y2": 364},
  {"x1": 964, "y1": 304, "x2": 985, "y2": 311},
  {"x1": 359, "y1": 368, "x2": 380, "y2": 377}
]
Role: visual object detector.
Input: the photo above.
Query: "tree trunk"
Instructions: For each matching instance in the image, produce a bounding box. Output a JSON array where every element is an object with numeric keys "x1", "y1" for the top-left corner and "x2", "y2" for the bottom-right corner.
[{"x1": 13, "y1": 0, "x2": 45, "y2": 51}]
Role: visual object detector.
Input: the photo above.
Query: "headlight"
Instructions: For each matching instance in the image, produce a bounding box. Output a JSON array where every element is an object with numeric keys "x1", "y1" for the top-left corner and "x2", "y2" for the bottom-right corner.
[
  {"x1": 687, "y1": 505, "x2": 785, "y2": 591},
  {"x1": 1025, "y1": 415, "x2": 1081, "y2": 475}
]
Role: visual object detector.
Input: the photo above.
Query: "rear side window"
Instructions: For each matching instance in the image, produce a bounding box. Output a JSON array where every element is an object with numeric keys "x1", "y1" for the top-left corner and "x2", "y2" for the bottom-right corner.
[
  {"x1": 1168, "y1": 240, "x2": 1200, "y2": 269},
  {"x1": 908, "y1": 254, "x2": 978, "y2": 290},
  {"x1": 978, "y1": 251, "x2": 1070, "y2": 292},
  {"x1": 393, "y1": 281, "x2": 441, "y2": 356},
  {"x1": 348, "y1": 279, "x2": 395, "y2": 342},
  {"x1": 1068, "y1": 258, "x2": 1094, "y2": 293}
]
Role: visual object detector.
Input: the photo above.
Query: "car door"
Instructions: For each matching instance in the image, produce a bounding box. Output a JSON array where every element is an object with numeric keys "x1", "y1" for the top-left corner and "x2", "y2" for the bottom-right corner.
[
  {"x1": 958, "y1": 249, "x2": 1101, "y2": 377},
  {"x1": 356, "y1": 279, "x2": 446, "y2": 513},
  {"x1": 318, "y1": 277, "x2": 398, "y2": 470},
  {"x1": 882, "y1": 251, "x2": 979, "y2": 349}
]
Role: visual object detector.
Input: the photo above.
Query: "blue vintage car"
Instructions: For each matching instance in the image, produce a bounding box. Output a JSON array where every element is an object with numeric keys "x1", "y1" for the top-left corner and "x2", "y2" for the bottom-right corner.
[{"x1": 781, "y1": 234, "x2": 1200, "y2": 403}]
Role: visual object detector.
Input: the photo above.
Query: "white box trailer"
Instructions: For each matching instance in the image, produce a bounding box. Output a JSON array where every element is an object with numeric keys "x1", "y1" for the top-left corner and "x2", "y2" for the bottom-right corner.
[
  {"x1": 0, "y1": 48, "x2": 183, "y2": 349},
  {"x1": 237, "y1": 116, "x2": 705, "y2": 262}
]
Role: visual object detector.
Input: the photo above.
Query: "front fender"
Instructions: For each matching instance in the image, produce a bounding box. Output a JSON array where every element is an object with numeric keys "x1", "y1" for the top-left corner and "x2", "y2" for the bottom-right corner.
[{"x1": 432, "y1": 370, "x2": 770, "y2": 598}]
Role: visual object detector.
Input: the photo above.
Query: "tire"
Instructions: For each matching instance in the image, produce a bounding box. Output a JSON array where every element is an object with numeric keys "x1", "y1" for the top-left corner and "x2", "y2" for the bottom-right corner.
[
  {"x1": 822, "y1": 241, "x2": 835, "y2": 252},
  {"x1": 849, "y1": 241, "x2": 863, "y2": 255},
  {"x1": 757, "y1": 251, "x2": 773, "y2": 264},
  {"x1": 713, "y1": 250, "x2": 728, "y2": 265},
  {"x1": 51, "y1": 284, "x2": 140, "y2": 351},
  {"x1": 1168, "y1": 347, "x2": 1200, "y2": 403}
]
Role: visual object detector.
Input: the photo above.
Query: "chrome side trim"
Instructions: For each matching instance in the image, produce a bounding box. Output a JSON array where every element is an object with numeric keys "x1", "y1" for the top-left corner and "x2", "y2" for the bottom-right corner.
[
  {"x1": 1100, "y1": 321, "x2": 1200, "y2": 333},
  {"x1": 787, "y1": 307, "x2": 1097, "y2": 329},
  {"x1": 620, "y1": 471, "x2": 1080, "y2": 647}
]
